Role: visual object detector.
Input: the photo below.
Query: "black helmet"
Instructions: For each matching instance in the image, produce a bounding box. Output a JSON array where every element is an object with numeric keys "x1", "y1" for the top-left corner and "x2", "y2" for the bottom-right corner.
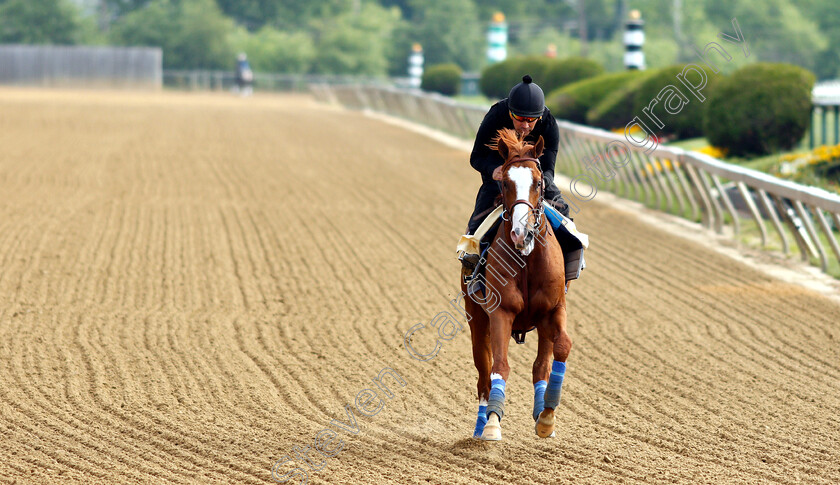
[{"x1": 508, "y1": 75, "x2": 545, "y2": 118}]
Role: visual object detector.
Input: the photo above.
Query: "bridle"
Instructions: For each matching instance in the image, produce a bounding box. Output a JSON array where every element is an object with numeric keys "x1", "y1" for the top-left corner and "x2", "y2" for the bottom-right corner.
[{"x1": 500, "y1": 157, "x2": 546, "y2": 243}]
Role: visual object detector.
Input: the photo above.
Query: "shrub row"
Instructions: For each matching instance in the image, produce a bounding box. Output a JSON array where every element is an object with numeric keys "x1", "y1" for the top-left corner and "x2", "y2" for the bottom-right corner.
[
  {"x1": 546, "y1": 70, "x2": 647, "y2": 124},
  {"x1": 545, "y1": 62, "x2": 815, "y2": 157},
  {"x1": 421, "y1": 63, "x2": 462, "y2": 96},
  {"x1": 479, "y1": 56, "x2": 603, "y2": 100},
  {"x1": 705, "y1": 63, "x2": 814, "y2": 157}
]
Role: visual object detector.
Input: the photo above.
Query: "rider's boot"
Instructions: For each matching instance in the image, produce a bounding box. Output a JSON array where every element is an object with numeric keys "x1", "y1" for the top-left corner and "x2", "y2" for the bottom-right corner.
[{"x1": 460, "y1": 253, "x2": 480, "y2": 271}]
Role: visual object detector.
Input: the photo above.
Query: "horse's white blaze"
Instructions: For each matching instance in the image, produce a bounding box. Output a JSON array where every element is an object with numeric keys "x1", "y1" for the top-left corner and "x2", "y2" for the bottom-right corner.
[{"x1": 508, "y1": 166, "x2": 536, "y2": 254}]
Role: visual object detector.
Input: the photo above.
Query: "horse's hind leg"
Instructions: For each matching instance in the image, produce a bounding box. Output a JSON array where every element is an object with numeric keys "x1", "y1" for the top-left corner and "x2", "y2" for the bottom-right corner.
[{"x1": 536, "y1": 306, "x2": 572, "y2": 438}]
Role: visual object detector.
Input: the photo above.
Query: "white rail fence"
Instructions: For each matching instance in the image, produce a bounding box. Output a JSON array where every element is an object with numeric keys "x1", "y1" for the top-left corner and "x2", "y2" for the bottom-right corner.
[
  {"x1": 0, "y1": 45, "x2": 161, "y2": 89},
  {"x1": 311, "y1": 83, "x2": 840, "y2": 276},
  {"x1": 162, "y1": 71, "x2": 386, "y2": 92}
]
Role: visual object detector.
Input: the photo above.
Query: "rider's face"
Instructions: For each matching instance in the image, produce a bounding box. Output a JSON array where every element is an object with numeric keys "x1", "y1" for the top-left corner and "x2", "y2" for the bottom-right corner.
[{"x1": 510, "y1": 114, "x2": 537, "y2": 138}]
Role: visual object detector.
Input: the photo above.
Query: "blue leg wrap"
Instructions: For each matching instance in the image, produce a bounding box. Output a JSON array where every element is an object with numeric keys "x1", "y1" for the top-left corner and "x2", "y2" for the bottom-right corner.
[
  {"x1": 472, "y1": 404, "x2": 488, "y2": 438},
  {"x1": 544, "y1": 361, "x2": 566, "y2": 410},
  {"x1": 486, "y1": 376, "x2": 506, "y2": 420},
  {"x1": 532, "y1": 380, "x2": 547, "y2": 421}
]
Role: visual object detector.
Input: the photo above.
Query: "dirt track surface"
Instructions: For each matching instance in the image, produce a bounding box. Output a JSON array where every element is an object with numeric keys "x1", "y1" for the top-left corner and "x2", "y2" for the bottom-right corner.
[{"x1": 0, "y1": 89, "x2": 839, "y2": 484}]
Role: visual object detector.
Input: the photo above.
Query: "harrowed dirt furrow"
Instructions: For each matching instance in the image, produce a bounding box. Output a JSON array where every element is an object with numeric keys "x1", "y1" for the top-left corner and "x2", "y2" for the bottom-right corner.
[
  {"x1": 2, "y1": 90, "x2": 840, "y2": 484},
  {"x1": 70, "y1": 313, "x2": 268, "y2": 484},
  {"x1": 2, "y1": 316, "x2": 196, "y2": 484},
  {"x1": 587, "y1": 222, "x2": 840, "y2": 385},
  {"x1": 598, "y1": 218, "x2": 840, "y2": 368},
  {"x1": 592, "y1": 235, "x2": 840, "y2": 411},
  {"x1": 583, "y1": 248, "x2": 829, "y2": 400},
  {"x1": 564, "y1": 216, "x2": 840, "y2": 480},
  {"x1": 586, "y1": 209, "x2": 839, "y2": 349},
  {"x1": 573, "y1": 284, "x2": 837, "y2": 468},
  {"x1": 576, "y1": 234, "x2": 840, "y2": 450}
]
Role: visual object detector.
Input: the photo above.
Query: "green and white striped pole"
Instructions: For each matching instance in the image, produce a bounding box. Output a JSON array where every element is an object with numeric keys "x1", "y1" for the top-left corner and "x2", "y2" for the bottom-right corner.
[
  {"x1": 487, "y1": 12, "x2": 508, "y2": 64},
  {"x1": 408, "y1": 43, "x2": 424, "y2": 89}
]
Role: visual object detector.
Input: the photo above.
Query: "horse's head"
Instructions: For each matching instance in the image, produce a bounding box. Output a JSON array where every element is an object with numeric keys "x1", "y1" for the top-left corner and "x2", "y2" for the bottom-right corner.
[{"x1": 491, "y1": 128, "x2": 545, "y2": 256}]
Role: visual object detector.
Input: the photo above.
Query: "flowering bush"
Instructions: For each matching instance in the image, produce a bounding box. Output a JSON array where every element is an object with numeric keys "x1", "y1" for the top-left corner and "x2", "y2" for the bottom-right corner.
[
  {"x1": 775, "y1": 144, "x2": 840, "y2": 193},
  {"x1": 694, "y1": 145, "x2": 728, "y2": 159}
]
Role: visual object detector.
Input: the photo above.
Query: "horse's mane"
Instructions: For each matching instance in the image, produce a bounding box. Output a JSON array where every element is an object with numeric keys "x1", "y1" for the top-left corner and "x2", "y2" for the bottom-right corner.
[{"x1": 486, "y1": 128, "x2": 535, "y2": 162}]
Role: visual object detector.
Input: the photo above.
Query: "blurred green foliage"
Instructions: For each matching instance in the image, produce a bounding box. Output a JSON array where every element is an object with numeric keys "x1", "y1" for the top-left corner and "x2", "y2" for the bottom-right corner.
[
  {"x1": 586, "y1": 71, "x2": 656, "y2": 130},
  {"x1": 543, "y1": 57, "x2": 605, "y2": 93},
  {"x1": 478, "y1": 56, "x2": 604, "y2": 100},
  {"x1": 0, "y1": 0, "x2": 94, "y2": 44},
  {"x1": 546, "y1": 70, "x2": 647, "y2": 123},
  {"x1": 704, "y1": 63, "x2": 815, "y2": 156},
  {"x1": 421, "y1": 63, "x2": 462, "y2": 95},
  {"x1": 3, "y1": 0, "x2": 840, "y2": 77},
  {"x1": 632, "y1": 64, "x2": 720, "y2": 139}
]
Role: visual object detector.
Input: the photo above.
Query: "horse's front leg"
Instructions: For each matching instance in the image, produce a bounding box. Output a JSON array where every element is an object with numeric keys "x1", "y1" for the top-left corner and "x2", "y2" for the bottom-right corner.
[
  {"x1": 536, "y1": 305, "x2": 572, "y2": 438},
  {"x1": 481, "y1": 310, "x2": 514, "y2": 441},
  {"x1": 468, "y1": 308, "x2": 492, "y2": 439},
  {"x1": 532, "y1": 326, "x2": 554, "y2": 432}
]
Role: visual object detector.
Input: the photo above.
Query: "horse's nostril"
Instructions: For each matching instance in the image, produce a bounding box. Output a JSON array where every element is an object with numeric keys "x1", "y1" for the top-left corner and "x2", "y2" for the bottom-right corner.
[{"x1": 514, "y1": 227, "x2": 522, "y2": 236}]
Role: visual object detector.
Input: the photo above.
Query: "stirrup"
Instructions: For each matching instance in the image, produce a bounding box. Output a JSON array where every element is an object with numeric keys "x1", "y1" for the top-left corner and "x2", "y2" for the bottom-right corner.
[
  {"x1": 460, "y1": 252, "x2": 479, "y2": 270},
  {"x1": 459, "y1": 252, "x2": 480, "y2": 284}
]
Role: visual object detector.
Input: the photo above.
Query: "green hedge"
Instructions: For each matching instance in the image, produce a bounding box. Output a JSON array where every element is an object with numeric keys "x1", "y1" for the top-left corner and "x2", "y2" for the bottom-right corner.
[
  {"x1": 586, "y1": 71, "x2": 656, "y2": 130},
  {"x1": 632, "y1": 64, "x2": 719, "y2": 140},
  {"x1": 479, "y1": 56, "x2": 604, "y2": 100},
  {"x1": 421, "y1": 63, "x2": 462, "y2": 96},
  {"x1": 546, "y1": 70, "x2": 646, "y2": 123},
  {"x1": 479, "y1": 59, "x2": 519, "y2": 99},
  {"x1": 479, "y1": 56, "x2": 556, "y2": 99},
  {"x1": 510, "y1": 55, "x2": 555, "y2": 86},
  {"x1": 543, "y1": 57, "x2": 604, "y2": 93},
  {"x1": 704, "y1": 63, "x2": 815, "y2": 157}
]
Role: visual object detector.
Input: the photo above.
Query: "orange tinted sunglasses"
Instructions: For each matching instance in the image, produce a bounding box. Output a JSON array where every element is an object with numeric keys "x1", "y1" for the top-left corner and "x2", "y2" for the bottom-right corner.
[{"x1": 510, "y1": 111, "x2": 541, "y2": 123}]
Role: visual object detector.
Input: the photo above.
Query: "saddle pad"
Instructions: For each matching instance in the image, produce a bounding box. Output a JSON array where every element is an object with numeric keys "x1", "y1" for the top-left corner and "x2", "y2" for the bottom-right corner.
[{"x1": 455, "y1": 205, "x2": 505, "y2": 256}]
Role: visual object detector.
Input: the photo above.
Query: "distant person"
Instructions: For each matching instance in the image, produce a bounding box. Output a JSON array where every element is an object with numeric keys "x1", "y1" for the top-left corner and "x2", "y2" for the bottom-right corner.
[{"x1": 235, "y1": 53, "x2": 253, "y2": 96}]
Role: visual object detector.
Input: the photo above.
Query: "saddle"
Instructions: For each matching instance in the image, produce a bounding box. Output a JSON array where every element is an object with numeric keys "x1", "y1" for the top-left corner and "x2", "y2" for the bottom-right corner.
[{"x1": 457, "y1": 203, "x2": 589, "y2": 344}]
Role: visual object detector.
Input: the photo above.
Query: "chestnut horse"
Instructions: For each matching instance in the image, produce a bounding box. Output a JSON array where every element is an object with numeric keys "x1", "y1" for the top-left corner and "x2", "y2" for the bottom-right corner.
[{"x1": 462, "y1": 128, "x2": 571, "y2": 441}]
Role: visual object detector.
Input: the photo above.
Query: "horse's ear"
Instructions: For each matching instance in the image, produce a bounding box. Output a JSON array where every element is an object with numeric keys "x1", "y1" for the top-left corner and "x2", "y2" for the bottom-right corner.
[
  {"x1": 497, "y1": 140, "x2": 510, "y2": 161},
  {"x1": 533, "y1": 136, "x2": 544, "y2": 159}
]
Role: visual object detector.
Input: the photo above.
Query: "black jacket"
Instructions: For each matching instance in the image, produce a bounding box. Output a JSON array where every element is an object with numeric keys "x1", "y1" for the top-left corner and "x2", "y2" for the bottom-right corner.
[{"x1": 468, "y1": 98, "x2": 567, "y2": 214}]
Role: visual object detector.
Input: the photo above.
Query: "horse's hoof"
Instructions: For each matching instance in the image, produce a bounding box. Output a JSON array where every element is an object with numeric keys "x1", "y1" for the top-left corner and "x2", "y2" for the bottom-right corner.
[
  {"x1": 481, "y1": 413, "x2": 502, "y2": 441},
  {"x1": 534, "y1": 423, "x2": 556, "y2": 438},
  {"x1": 535, "y1": 409, "x2": 555, "y2": 438}
]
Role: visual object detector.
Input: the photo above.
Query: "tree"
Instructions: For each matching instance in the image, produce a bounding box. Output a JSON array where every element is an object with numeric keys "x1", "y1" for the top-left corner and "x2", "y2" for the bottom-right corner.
[
  {"x1": 407, "y1": 0, "x2": 483, "y2": 71},
  {"x1": 228, "y1": 26, "x2": 314, "y2": 74},
  {"x1": 473, "y1": 0, "x2": 575, "y2": 23},
  {"x1": 0, "y1": 0, "x2": 85, "y2": 44},
  {"x1": 703, "y1": 0, "x2": 826, "y2": 72},
  {"x1": 802, "y1": 1, "x2": 840, "y2": 79},
  {"x1": 173, "y1": 0, "x2": 236, "y2": 68},
  {"x1": 217, "y1": 0, "x2": 351, "y2": 32},
  {"x1": 215, "y1": 0, "x2": 281, "y2": 31},
  {"x1": 110, "y1": 0, "x2": 236, "y2": 69},
  {"x1": 109, "y1": 0, "x2": 174, "y2": 52},
  {"x1": 100, "y1": 0, "x2": 152, "y2": 21},
  {"x1": 310, "y1": 4, "x2": 404, "y2": 76}
]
